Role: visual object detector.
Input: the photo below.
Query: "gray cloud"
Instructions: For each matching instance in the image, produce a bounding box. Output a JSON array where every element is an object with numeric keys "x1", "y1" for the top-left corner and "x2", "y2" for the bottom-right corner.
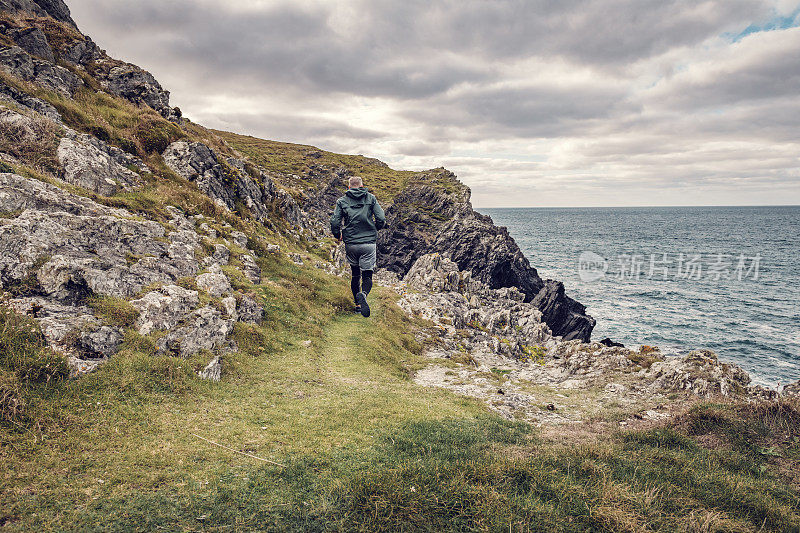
[{"x1": 66, "y1": 0, "x2": 800, "y2": 206}]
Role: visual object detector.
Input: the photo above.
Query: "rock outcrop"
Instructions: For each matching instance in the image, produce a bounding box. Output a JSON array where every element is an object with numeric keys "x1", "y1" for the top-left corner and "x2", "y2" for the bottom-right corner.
[
  {"x1": 57, "y1": 129, "x2": 145, "y2": 195},
  {"x1": 0, "y1": 46, "x2": 81, "y2": 96},
  {"x1": 163, "y1": 140, "x2": 302, "y2": 226},
  {"x1": 398, "y1": 253, "x2": 776, "y2": 425},
  {"x1": 376, "y1": 170, "x2": 595, "y2": 341},
  {"x1": 0, "y1": 0, "x2": 76, "y2": 28}
]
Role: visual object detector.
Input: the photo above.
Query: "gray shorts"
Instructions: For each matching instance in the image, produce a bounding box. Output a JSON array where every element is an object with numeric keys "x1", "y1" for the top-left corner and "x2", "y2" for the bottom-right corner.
[{"x1": 345, "y1": 243, "x2": 377, "y2": 271}]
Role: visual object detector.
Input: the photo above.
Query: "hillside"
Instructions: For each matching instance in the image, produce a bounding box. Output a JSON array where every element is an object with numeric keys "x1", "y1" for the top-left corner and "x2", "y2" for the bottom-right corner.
[{"x1": 1, "y1": 2, "x2": 799, "y2": 531}]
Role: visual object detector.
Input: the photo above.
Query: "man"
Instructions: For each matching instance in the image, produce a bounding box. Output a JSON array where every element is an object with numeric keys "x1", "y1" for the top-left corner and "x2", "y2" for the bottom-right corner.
[{"x1": 330, "y1": 176, "x2": 386, "y2": 317}]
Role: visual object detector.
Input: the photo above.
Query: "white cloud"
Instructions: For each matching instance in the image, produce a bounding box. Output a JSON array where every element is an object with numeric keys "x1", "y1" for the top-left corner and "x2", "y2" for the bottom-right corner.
[{"x1": 66, "y1": 0, "x2": 800, "y2": 206}]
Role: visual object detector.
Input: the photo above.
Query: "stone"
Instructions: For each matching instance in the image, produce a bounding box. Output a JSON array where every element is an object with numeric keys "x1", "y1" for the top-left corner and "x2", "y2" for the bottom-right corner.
[
  {"x1": 236, "y1": 293, "x2": 263, "y2": 324},
  {"x1": 157, "y1": 306, "x2": 234, "y2": 357},
  {"x1": 195, "y1": 271, "x2": 232, "y2": 298},
  {"x1": 600, "y1": 338, "x2": 625, "y2": 348},
  {"x1": 198, "y1": 356, "x2": 221, "y2": 381},
  {"x1": 10, "y1": 27, "x2": 54, "y2": 62},
  {"x1": 77, "y1": 325, "x2": 123, "y2": 358},
  {"x1": 239, "y1": 253, "x2": 261, "y2": 284},
  {"x1": 221, "y1": 296, "x2": 237, "y2": 319},
  {"x1": 0, "y1": 46, "x2": 81, "y2": 97},
  {"x1": 129, "y1": 284, "x2": 199, "y2": 335},
  {"x1": 57, "y1": 130, "x2": 143, "y2": 196},
  {"x1": 375, "y1": 171, "x2": 594, "y2": 342},
  {"x1": 231, "y1": 231, "x2": 248, "y2": 249},
  {"x1": 0, "y1": 80, "x2": 61, "y2": 121},
  {"x1": 210, "y1": 244, "x2": 230, "y2": 265},
  {"x1": 102, "y1": 65, "x2": 175, "y2": 120},
  {"x1": 0, "y1": 0, "x2": 77, "y2": 27},
  {"x1": 288, "y1": 253, "x2": 303, "y2": 265}
]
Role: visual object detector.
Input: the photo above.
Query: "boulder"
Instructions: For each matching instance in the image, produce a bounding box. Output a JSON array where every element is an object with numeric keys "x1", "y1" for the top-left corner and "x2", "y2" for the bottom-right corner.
[
  {"x1": 129, "y1": 284, "x2": 200, "y2": 335},
  {"x1": 10, "y1": 27, "x2": 54, "y2": 62},
  {"x1": 157, "y1": 306, "x2": 234, "y2": 357},
  {"x1": 239, "y1": 253, "x2": 261, "y2": 284},
  {"x1": 195, "y1": 268, "x2": 232, "y2": 298},
  {"x1": 0, "y1": 46, "x2": 81, "y2": 97},
  {"x1": 236, "y1": 293, "x2": 263, "y2": 324},
  {"x1": 57, "y1": 130, "x2": 143, "y2": 196},
  {"x1": 198, "y1": 356, "x2": 221, "y2": 381},
  {"x1": 77, "y1": 325, "x2": 123, "y2": 358},
  {"x1": 102, "y1": 65, "x2": 175, "y2": 120}
]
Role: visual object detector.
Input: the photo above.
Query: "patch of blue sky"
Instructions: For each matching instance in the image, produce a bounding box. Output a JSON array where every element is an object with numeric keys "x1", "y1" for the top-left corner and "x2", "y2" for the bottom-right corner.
[{"x1": 724, "y1": 6, "x2": 800, "y2": 42}]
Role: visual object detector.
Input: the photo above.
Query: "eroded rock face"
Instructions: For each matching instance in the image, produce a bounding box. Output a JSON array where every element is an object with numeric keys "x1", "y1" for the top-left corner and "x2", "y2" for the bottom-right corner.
[
  {"x1": 9, "y1": 27, "x2": 55, "y2": 62},
  {"x1": 397, "y1": 253, "x2": 776, "y2": 425},
  {"x1": 102, "y1": 65, "x2": 175, "y2": 120},
  {"x1": 130, "y1": 284, "x2": 200, "y2": 336},
  {"x1": 163, "y1": 141, "x2": 303, "y2": 227},
  {"x1": 0, "y1": 0, "x2": 76, "y2": 27},
  {"x1": 157, "y1": 306, "x2": 234, "y2": 357},
  {"x1": 57, "y1": 130, "x2": 144, "y2": 196},
  {"x1": 0, "y1": 80, "x2": 61, "y2": 121},
  {"x1": 0, "y1": 46, "x2": 81, "y2": 97},
  {"x1": 0, "y1": 172, "x2": 201, "y2": 370},
  {"x1": 377, "y1": 172, "x2": 594, "y2": 342}
]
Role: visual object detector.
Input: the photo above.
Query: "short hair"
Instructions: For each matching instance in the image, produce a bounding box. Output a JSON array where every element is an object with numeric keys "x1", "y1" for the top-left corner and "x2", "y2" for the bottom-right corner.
[{"x1": 348, "y1": 176, "x2": 363, "y2": 188}]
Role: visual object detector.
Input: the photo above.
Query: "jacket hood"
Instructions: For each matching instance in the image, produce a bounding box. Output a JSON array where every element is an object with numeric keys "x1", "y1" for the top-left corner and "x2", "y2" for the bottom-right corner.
[{"x1": 345, "y1": 187, "x2": 369, "y2": 201}]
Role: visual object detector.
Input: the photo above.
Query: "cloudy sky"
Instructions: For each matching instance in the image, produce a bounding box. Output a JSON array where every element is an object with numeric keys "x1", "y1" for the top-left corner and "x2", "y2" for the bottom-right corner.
[{"x1": 67, "y1": 0, "x2": 800, "y2": 207}]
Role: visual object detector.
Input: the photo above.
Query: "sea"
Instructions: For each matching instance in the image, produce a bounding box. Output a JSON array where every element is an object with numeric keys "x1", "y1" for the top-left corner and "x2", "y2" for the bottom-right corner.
[{"x1": 479, "y1": 206, "x2": 800, "y2": 389}]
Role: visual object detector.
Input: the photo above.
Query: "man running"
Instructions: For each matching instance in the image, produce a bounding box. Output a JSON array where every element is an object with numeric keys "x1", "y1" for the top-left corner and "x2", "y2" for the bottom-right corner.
[{"x1": 330, "y1": 176, "x2": 386, "y2": 317}]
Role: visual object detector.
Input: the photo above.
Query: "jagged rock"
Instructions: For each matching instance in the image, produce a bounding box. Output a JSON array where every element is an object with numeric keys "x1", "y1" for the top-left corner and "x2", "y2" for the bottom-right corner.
[
  {"x1": 77, "y1": 325, "x2": 122, "y2": 358},
  {"x1": 783, "y1": 380, "x2": 800, "y2": 397},
  {"x1": 61, "y1": 37, "x2": 102, "y2": 66},
  {"x1": 239, "y1": 253, "x2": 261, "y2": 284},
  {"x1": 0, "y1": 80, "x2": 61, "y2": 121},
  {"x1": 196, "y1": 267, "x2": 232, "y2": 298},
  {"x1": 8, "y1": 296, "x2": 97, "y2": 347},
  {"x1": 57, "y1": 130, "x2": 143, "y2": 196},
  {"x1": 231, "y1": 231, "x2": 248, "y2": 249},
  {"x1": 600, "y1": 338, "x2": 624, "y2": 348},
  {"x1": 0, "y1": 46, "x2": 81, "y2": 96},
  {"x1": 198, "y1": 356, "x2": 221, "y2": 381},
  {"x1": 129, "y1": 284, "x2": 199, "y2": 335},
  {"x1": 102, "y1": 65, "x2": 175, "y2": 120},
  {"x1": 0, "y1": 0, "x2": 77, "y2": 27},
  {"x1": 532, "y1": 280, "x2": 594, "y2": 341},
  {"x1": 236, "y1": 293, "x2": 263, "y2": 324},
  {"x1": 647, "y1": 350, "x2": 759, "y2": 398},
  {"x1": 207, "y1": 243, "x2": 230, "y2": 266},
  {"x1": 157, "y1": 306, "x2": 234, "y2": 357},
  {"x1": 376, "y1": 171, "x2": 594, "y2": 342},
  {"x1": 221, "y1": 296, "x2": 237, "y2": 320},
  {"x1": 10, "y1": 27, "x2": 54, "y2": 62},
  {"x1": 266, "y1": 244, "x2": 280, "y2": 254},
  {"x1": 0, "y1": 173, "x2": 199, "y2": 304}
]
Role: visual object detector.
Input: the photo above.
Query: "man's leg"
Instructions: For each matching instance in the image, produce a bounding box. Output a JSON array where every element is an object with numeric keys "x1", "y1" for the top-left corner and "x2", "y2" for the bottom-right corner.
[
  {"x1": 361, "y1": 270, "x2": 373, "y2": 296},
  {"x1": 350, "y1": 265, "x2": 361, "y2": 304}
]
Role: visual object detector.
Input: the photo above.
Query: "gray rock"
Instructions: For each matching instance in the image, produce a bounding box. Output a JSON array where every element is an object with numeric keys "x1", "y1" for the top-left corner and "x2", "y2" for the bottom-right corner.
[
  {"x1": 231, "y1": 231, "x2": 248, "y2": 249},
  {"x1": 198, "y1": 356, "x2": 222, "y2": 381},
  {"x1": 239, "y1": 253, "x2": 261, "y2": 284},
  {"x1": 102, "y1": 65, "x2": 175, "y2": 120},
  {"x1": 376, "y1": 171, "x2": 594, "y2": 342},
  {"x1": 196, "y1": 270, "x2": 232, "y2": 298},
  {"x1": 783, "y1": 380, "x2": 800, "y2": 397},
  {"x1": 129, "y1": 284, "x2": 200, "y2": 335},
  {"x1": 77, "y1": 325, "x2": 123, "y2": 358},
  {"x1": 0, "y1": 46, "x2": 81, "y2": 97},
  {"x1": 0, "y1": 80, "x2": 61, "y2": 121},
  {"x1": 61, "y1": 37, "x2": 102, "y2": 66},
  {"x1": 57, "y1": 130, "x2": 142, "y2": 195},
  {"x1": 0, "y1": 0, "x2": 77, "y2": 27},
  {"x1": 10, "y1": 27, "x2": 54, "y2": 63},
  {"x1": 163, "y1": 142, "x2": 303, "y2": 226},
  {"x1": 236, "y1": 293, "x2": 263, "y2": 324},
  {"x1": 210, "y1": 243, "x2": 230, "y2": 265},
  {"x1": 157, "y1": 306, "x2": 234, "y2": 357},
  {"x1": 0, "y1": 173, "x2": 199, "y2": 304},
  {"x1": 221, "y1": 296, "x2": 237, "y2": 320}
]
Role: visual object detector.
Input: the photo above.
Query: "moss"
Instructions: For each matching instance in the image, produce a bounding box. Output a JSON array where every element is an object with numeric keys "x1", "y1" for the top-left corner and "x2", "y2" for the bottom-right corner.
[{"x1": 87, "y1": 296, "x2": 139, "y2": 329}]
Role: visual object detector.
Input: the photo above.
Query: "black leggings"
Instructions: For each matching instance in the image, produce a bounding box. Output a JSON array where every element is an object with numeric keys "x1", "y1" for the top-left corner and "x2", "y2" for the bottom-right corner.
[{"x1": 350, "y1": 265, "x2": 373, "y2": 302}]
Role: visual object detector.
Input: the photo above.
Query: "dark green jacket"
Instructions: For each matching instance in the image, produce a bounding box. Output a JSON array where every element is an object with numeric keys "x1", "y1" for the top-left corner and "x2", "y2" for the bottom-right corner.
[{"x1": 330, "y1": 187, "x2": 386, "y2": 244}]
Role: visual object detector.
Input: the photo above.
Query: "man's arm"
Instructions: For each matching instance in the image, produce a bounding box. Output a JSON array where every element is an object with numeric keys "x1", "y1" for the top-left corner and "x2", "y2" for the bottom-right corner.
[
  {"x1": 373, "y1": 197, "x2": 386, "y2": 230},
  {"x1": 330, "y1": 201, "x2": 343, "y2": 239}
]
